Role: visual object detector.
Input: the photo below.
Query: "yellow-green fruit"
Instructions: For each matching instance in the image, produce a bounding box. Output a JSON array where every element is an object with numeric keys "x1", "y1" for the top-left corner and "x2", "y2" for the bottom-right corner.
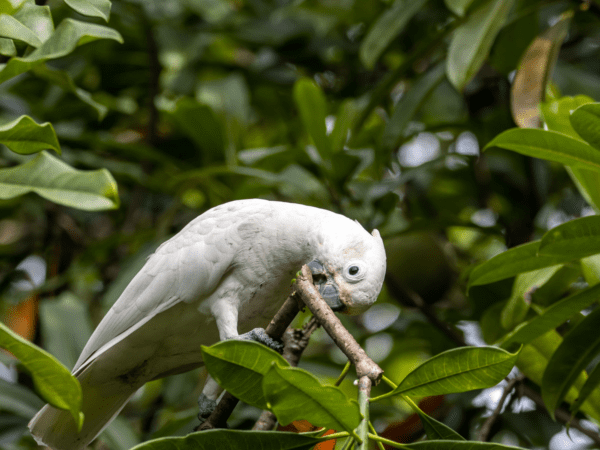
[{"x1": 385, "y1": 233, "x2": 454, "y2": 305}]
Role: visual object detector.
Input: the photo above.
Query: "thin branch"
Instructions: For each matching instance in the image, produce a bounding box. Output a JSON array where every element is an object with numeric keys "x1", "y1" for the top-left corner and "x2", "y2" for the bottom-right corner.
[
  {"x1": 357, "y1": 376, "x2": 372, "y2": 450},
  {"x1": 477, "y1": 375, "x2": 524, "y2": 442},
  {"x1": 295, "y1": 265, "x2": 384, "y2": 384}
]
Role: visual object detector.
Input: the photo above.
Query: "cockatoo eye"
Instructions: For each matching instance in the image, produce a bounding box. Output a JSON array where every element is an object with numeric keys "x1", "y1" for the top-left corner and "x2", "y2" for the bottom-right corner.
[{"x1": 344, "y1": 260, "x2": 367, "y2": 282}]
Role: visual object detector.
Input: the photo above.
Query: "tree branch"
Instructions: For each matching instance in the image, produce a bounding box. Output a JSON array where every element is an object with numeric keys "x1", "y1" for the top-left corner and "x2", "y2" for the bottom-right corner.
[{"x1": 477, "y1": 375, "x2": 524, "y2": 442}]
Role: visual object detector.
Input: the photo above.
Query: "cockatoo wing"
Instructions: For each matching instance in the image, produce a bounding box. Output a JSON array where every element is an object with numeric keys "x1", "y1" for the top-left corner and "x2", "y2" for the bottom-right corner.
[{"x1": 73, "y1": 207, "x2": 243, "y2": 373}]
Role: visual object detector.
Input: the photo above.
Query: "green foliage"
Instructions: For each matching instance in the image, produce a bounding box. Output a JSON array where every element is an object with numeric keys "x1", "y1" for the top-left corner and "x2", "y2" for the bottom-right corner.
[
  {"x1": 2, "y1": 0, "x2": 600, "y2": 449},
  {"x1": 0, "y1": 321, "x2": 83, "y2": 429}
]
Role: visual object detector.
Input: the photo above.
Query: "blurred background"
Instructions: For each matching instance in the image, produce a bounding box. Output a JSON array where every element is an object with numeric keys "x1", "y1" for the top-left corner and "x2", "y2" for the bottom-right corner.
[{"x1": 2, "y1": 0, "x2": 600, "y2": 448}]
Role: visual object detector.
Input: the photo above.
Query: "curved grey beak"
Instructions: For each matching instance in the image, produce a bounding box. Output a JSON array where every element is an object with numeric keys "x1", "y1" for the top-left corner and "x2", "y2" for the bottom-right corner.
[{"x1": 307, "y1": 260, "x2": 345, "y2": 312}]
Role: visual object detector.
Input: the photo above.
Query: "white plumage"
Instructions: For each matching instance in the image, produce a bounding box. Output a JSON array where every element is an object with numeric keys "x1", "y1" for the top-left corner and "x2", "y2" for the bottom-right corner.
[{"x1": 29, "y1": 199, "x2": 387, "y2": 450}]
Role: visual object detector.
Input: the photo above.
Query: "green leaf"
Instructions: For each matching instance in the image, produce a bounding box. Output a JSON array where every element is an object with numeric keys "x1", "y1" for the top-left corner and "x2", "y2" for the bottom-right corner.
[
  {"x1": 128, "y1": 429, "x2": 321, "y2": 450},
  {"x1": 484, "y1": 128, "x2": 600, "y2": 172},
  {"x1": 359, "y1": 0, "x2": 427, "y2": 69},
  {"x1": 542, "y1": 306, "x2": 600, "y2": 418},
  {"x1": 0, "y1": 151, "x2": 119, "y2": 210},
  {"x1": 382, "y1": 62, "x2": 446, "y2": 150},
  {"x1": 404, "y1": 396, "x2": 464, "y2": 440},
  {"x1": 400, "y1": 441, "x2": 527, "y2": 450},
  {"x1": 11, "y1": 2, "x2": 54, "y2": 44},
  {"x1": 63, "y1": 0, "x2": 111, "y2": 21},
  {"x1": 201, "y1": 340, "x2": 289, "y2": 410},
  {"x1": 0, "y1": 18, "x2": 123, "y2": 84},
  {"x1": 468, "y1": 241, "x2": 572, "y2": 289},
  {"x1": 263, "y1": 364, "x2": 361, "y2": 433},
  {"x1": 501, "y1": 283, "x2": 600, "y2": 348},
  {"x1": 571, "y1": 359, "x2": 600, "y2": 417},
  {"x1": 0, "y1": 37, "x2": 16, "y2": 56},
  {"x1": 447, "y1": 0, "x2": 516, "y2": 91},
  {"x1": 330, "y1": 99, "x2": 359, "y2": 153},
  {"x1": 541, "y1": 96, "x2": 600, "y2": 211},
  {"x1": 539, "y1": 215, "x2": 600, "y2": 259},
  {"x1": 0, "y1": 115, "x2": 60, "y2": 155},
  {"x1": 0, "y1": 321, "x2": 83, "y2": 429},
  {"x1": 293, "y1": 78, "x2": 331, "y2": 160},
  {"x1": 571, "y1": 102, "x2": 600, "y2": 150},
  {"x1": 31, "y1": 64, "x2": 108, "y2": 120},
  {"x1": 372, "y1": 346, "x2": 519, "y2": 400},
  {"x1": 500, "y1": 266, "x2": 562, "y2": 331},
  {"x1": 0, "y1": 14, "x2": 42, "y2": 46}
]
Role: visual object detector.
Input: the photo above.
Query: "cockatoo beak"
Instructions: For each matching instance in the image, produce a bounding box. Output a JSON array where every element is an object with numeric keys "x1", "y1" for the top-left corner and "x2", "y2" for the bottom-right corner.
[{"x1": 307, "y1": 260, "x2": 345, "y2": 312}]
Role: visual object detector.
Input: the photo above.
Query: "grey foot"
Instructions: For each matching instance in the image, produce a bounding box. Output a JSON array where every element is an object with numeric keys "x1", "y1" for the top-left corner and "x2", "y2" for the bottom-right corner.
[
  {"x1": 197, "y1": 393, "x2": 217, "y2": 421},
  {"x1": 238, "y1": 327, "x2": 284, "y2": 353}
]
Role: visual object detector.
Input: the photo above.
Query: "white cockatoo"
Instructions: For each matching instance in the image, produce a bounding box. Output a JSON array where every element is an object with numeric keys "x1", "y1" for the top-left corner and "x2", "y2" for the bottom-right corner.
[{"x1": 29, "y1": 199, "x2": 387, "y2": 450}]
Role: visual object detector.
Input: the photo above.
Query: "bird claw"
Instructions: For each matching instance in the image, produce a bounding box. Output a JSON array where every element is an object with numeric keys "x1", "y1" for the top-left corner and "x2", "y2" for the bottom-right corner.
[
  {"x1": 237, "y1": 327, "x2": 284, "y2": 353},
  {"x1": 197, "y1": 394, "x2": 217, "y2": 422}
]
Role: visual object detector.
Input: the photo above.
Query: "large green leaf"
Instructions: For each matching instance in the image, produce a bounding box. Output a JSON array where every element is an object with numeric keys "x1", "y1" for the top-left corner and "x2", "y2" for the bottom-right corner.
[
  {"x1": 63, "y1": 0, "x2": 111, "y2": 21},
  {"x1": 542, "y1": 306, "x2": 600, "y2": 418},
  {"x1": 359, "y1": 0, "x2": 427, "y2": 70},
  {"x1": 382, "y1": 62, "x2": 446, "y2": 150},
  {"x1": 484, "y1": 128, "x2": 600, "y2": 172},
  {"x1": 539, "y1": 215, "x2": 600, "y2": 259},
  {"x1": 201, "y1": 340, "x2": 289, "y2": 410},
  {"x1": 571, "y1": 359, "x2": 600, "y2": 417},
  {"x1": 128, "y1": 429, "x2": 321, "y2": 450},
  {"x1": 0, "y1": 14, "x2": 42, "y2": 46},
  {"x1": 0, "y1": 115, "x2": 60, "y2": 155},
  {"x1": 501, "y1": 283, "x2": 600, "y2": 348},
  {"x1": 263, "y1": 364, "x2": 360, "y2": 433},
  {"x1": 372, "y1": 347, "x2": 519, "y2": 401},
  {"x1": 0, "y1": 321, "x2": 83, "y2": 428},
  {"x1": 468, "y1": 241, "x2": 571, "y2": 288},
  {"x1": 0, "y1": 37, "x2": 15, "y2": 56},
  {"x1": 9, "y1": 1, "x2": 53, "y2": 44},
  {"x1": 540, "y1": 96, "x2": 600, "y2": 211},
  {"x1": 404, "y1": 396, "x2": 464, "y2": 440},
  {"x1": 0, "y1": 151, "x2": 119, "y2": 210},
  {"x1": 293, "y1": 78, "x2": 331, "y2": 159},
  {"x1": 447, "y1": 0, "x2": 515, "y2": 91},
  {"x1": 0, "y1": 18, "x2": 123, "y2": 84},
  {"x1": 571, "y1": 102, "x2": 600, "y2": 150}
]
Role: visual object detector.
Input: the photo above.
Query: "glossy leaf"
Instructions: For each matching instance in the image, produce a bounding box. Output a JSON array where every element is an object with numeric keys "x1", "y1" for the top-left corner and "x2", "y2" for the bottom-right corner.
[
  {"x1": 293, "y1": 78, "x2": 331, "y2": 159},
  {"x1": 372, "y1": 346, "x2": 519, "y2": 400},
  {"x1": 64, "y1": 0, "x2": 111, "y2": 21},
  {"x1": 484, "y1": 128, "x2": 600, "y2": 172},
  {"x1": 542, "y1": 306, "x2": 600, "y2": 418},
  {"x1": 539, "y1": 215, "x2": 600, "y2": 259},
  {"x1": 0, "y1": 321, "x2": 83, "y2": 428},
  {"x1": 510, "y1": 12, "x2": 571, "y2": 128},
  {"x1": 129, "y1": 429, "x2": 321, "y2": 450},
  {"x1": 382, "y1": 62, "x2": 446, "y2": 150},
  {"x1": 0, "y1": 151, "x2": 119, "y2": 210},
  {"x1": 0, "y1": 14, "x2": 42, "y2": 47},
  {"x1": 0, "y1": 115, "x2": 60, "y2": 155},
  {"x1": 447, "y1": 0, "x2": 515, "y2": 91},
  {"x1": 405, "y1": 397, "x2": 464, "y2": 440},
  {"x1": 359, "y1": 0, "x2": 427, "y2": 69},
  {"x1": 468, "y1": 241, "x2": 571, "y2": 288},
  {"x1": 8, "y1": 2, "x2": 54, "y2": 44},
  {"x1": 0, "y1": 37, "x2": 16, "y2": 56},
  {"x1": 571, "y1": 102, "x2": 600, "y2": 150},
  {"x1": 541, "y1": 95, "x2": 600, "y2": 211},
  {"x1": 501, "y1": 283, "x2": 600, "y2": 348},
  {"x1": 0, "y1": 18, "x2": 123, "y2": 84},
  {"x1": 263, "y1": 364, "x2": 360, "y2": 433},
  {"x1": 201, "y1": 340, "x2": 289, "y2": 409}
]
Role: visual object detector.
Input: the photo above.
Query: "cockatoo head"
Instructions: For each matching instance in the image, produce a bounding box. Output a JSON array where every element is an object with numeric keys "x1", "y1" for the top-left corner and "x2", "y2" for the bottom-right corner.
[{"x1": 310, "y1": 217, "x2": 386, "y2": 315}]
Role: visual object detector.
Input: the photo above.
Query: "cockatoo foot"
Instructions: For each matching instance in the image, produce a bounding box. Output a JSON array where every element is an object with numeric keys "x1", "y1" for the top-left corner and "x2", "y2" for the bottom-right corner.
[
  {"x1": 237, "y1": 327, "x2": 284, "y2": 353},
  {"x1": 197, "y1": 394, "x2": 217, "y2": 421}
]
